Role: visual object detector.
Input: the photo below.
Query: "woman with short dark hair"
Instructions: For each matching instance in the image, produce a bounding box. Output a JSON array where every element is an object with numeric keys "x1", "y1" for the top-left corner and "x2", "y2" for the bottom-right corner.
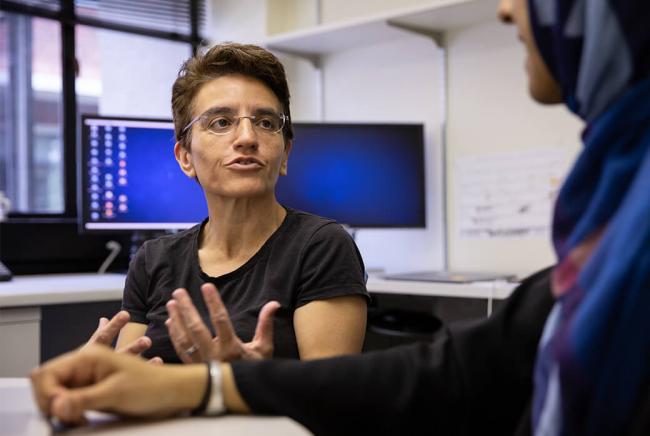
[{"x1": 112, "y1": 43, "x2": 369, "y2": 364}]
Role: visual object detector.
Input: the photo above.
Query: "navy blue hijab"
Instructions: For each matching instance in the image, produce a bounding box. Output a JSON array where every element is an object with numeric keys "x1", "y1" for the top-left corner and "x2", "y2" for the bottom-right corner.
[{"x1": 529, "y1": 0, "x2": 650, "y2": 435}]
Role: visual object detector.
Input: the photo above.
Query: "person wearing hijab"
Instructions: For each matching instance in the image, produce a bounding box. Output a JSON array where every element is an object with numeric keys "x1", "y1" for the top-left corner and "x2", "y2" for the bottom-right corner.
[{"x1": 30, "y1": 0, "x2": 650, "y2": 434}]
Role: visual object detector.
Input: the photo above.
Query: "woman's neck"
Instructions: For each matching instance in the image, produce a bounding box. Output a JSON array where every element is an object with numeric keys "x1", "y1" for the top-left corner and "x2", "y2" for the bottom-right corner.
[{"x1": 200, "y1": 195, "x2": 286, "y2": 261}]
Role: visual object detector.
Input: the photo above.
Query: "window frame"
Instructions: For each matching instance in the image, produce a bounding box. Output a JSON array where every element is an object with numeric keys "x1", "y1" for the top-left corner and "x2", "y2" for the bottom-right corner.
[{"x1": 0, "y1": 0, "x2": 203, "y2": 222}]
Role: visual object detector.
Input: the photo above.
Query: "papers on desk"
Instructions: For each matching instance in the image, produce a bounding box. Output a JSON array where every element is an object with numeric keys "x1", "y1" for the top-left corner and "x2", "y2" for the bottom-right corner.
[{"x1": 455, "y1": 148, "x2": 570, "y2": 239}]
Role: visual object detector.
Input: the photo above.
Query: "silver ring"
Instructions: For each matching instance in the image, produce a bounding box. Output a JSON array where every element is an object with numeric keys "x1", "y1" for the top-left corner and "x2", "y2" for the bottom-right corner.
[{"x1": 185, "y1": 344, "x2": 199, "y2": 355}]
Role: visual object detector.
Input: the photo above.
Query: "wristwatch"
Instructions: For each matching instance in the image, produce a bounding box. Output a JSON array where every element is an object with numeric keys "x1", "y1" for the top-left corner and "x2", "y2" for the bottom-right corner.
[
  {"x1": 193, "y1": 360, "x2": 226, "y2": 416},
  {"x1": 204, "y1": 360, "x2": 226, "y2": 416}
]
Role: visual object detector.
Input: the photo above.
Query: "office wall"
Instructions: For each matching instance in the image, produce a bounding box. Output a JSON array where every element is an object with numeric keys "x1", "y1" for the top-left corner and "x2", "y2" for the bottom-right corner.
[
  {"x1": 265, "y1": 0, "x2": 434, "y2": 34},
  {"x1": 446, "y1": 21, "x2": 582, "y2": 275},
  {"x1": 266, "y1": 0, "x2": 318, "y2": 35},
  {"x1": 319, "y1": 0, "x2": 432, "y2": 24},
  {"x1": 322, "y1": 35, "x2": 446, "y2": 273},
  {"x1": 207, "y1": 0, "x2": 268, "y2": 43},
  {"x1": 96, "y1": 31, "x2": 190, "y2": 118}
]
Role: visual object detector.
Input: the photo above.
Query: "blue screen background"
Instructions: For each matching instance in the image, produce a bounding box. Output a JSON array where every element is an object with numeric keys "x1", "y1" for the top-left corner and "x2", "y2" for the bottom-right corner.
[
  {"x1": 82, "y1": 120, "x2": 425, "y2": 230},
  {"x1": 121, "y1": 128, "x2": 207, "y2": 222},
  {"x1": 276, "y1": 124, "x2": 425, "y2": 227}
]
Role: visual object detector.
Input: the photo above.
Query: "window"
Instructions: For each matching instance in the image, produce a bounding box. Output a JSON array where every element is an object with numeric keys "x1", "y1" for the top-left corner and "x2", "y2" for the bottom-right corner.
[
  {"x1": 0, "y1": 0, "x2": 204, "y2": 218},
  {"x1": 0, "y1": 13, "x2": 64, "y2": 213}
]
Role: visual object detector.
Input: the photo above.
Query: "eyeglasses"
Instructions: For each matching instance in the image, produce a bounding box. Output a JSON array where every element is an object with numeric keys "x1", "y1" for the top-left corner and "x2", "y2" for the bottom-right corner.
[{"x1": 182, "y1": 109, "x2": 288, "y2": 136}]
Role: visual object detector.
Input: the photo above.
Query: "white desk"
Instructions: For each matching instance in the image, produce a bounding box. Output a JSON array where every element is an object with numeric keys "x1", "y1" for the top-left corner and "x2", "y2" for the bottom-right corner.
[
  {"x1": 0, "y1": 274, "x2": 125, "y2": 377},
  {"x1": 0, "y1": 378, "x2": 310, "y2": 436},
  {"x1": 0, "y1": 273, "x2": 125, "y2": 308},
  {"x1": 0, "y1": 273, "x2": 517, "y2": 308},
  {"x1": 0, "y1": 273, "x2": 517, "y2": 376}
]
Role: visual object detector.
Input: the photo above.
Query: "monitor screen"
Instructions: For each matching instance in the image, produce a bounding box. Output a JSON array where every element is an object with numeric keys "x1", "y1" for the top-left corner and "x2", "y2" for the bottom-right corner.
[
  {"x1": 79, "y1": 117, "x2": 425, "y2": 231},
  {"x1": 79, "y1": 115, "x2": 207, "y2": 231},
  {"x1": 277, "y1": 123, "x2": 425, "y2": 227}
]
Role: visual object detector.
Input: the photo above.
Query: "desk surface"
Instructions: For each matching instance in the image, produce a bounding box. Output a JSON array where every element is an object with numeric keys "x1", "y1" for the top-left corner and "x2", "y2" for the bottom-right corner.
[
  {"x1": 1, "y1": 378, "x2": 310, "y2": 436},
  {"x1": 0, "y1": 273, "x2": 125, "y2": 308},
  {"x1": 0, "y1": 273, "x2": 518, "y2": 309}
]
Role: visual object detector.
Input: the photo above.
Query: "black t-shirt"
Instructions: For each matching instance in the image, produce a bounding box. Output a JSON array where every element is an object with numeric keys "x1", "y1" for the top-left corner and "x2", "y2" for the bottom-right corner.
[{"x1": 122, "y1": 208, "x2": 369, "y2": 363}]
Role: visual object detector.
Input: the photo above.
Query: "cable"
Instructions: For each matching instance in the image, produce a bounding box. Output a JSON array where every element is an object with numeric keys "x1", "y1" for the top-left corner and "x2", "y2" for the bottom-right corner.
[{"x1": 98, "y1": 240, "x2": 121, "y2": 274}]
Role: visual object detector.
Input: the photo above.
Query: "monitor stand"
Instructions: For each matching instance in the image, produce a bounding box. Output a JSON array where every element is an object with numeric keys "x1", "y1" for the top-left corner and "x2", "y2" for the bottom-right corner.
[{"x1": 0, "y1": 260, "x2": 12, "y2": 281}]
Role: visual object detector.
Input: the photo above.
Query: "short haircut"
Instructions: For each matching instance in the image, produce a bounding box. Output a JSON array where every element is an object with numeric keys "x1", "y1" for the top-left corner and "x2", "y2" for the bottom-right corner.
[{"x1": 171, "y1": 42, "x2": 293, "y2": 149}]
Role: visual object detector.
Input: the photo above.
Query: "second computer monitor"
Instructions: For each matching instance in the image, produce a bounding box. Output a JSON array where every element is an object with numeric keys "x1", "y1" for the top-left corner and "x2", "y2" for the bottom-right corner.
[{"x1": 277, "y1": 123, "x2": 425, "y2": 227}]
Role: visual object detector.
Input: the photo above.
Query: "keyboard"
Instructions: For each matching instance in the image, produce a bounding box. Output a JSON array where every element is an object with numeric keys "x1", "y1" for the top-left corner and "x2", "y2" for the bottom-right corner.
[{"x1": 383, "y1": 270, "x2": 515, "y2": 283}]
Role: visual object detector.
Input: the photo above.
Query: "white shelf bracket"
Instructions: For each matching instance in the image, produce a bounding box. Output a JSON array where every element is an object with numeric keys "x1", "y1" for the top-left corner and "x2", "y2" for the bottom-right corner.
[
  {"x1": 385, "y1": 20, "x2": 445, "y2": 48},
  {"x1": 266, "y1": 47, "x2": 322, "y2": 70}
]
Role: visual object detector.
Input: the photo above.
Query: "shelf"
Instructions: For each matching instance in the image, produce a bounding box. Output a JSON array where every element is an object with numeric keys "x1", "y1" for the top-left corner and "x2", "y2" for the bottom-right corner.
[{"x1": 266, "y1": 0, "x2": 499, "y2": 58}]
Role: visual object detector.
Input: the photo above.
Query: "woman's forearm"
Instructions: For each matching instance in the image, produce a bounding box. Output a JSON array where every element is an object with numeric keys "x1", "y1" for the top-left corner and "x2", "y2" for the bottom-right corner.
[{"x1": 115, "y1": 321, "x2": 148, "y2": 351}]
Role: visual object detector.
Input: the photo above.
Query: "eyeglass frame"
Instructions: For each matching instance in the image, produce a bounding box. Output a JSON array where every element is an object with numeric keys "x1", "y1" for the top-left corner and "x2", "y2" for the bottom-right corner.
[{"x1": 181, "y1": 107, "x2": 289, "y2": 137}]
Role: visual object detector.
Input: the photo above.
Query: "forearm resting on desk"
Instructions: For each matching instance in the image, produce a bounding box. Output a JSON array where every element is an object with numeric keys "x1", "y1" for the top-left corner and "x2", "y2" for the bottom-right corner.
[{"x1": 30, "y1": 345, "x2": 250, "y2": 424}]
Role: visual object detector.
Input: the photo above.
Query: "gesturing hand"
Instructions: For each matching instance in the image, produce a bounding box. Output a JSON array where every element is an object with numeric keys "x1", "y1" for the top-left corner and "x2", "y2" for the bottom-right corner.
[
  {"x1": 84, "y1": 311, "x2": 162, "y2": 364},
  {"x1": 165, "y1": 283, "x2": 281, "y2": 363}
]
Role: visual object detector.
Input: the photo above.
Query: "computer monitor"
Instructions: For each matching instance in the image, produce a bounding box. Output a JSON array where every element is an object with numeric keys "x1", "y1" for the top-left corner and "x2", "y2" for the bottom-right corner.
[
  {"x1": 277, "y1": 123, "x2": 425, "y2": 227},
  {"x1": 79, "y1": 117, "x2": 425, "y2": 231},
  {"x1": 79, "y1": 115, "x2": 206, "y2": 231}
]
